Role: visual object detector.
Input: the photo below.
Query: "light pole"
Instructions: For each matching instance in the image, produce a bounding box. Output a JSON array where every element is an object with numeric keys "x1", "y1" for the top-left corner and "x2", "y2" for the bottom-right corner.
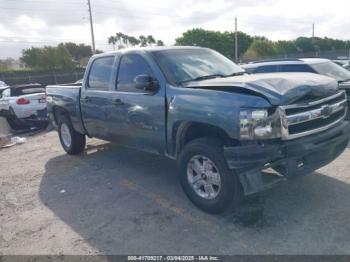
[
  {"x1": 87, "y1": 0, "x2": 96, "y2": 54},
  {"x1": 235, "y1": 17, "x2": 238, "y2": 62}
]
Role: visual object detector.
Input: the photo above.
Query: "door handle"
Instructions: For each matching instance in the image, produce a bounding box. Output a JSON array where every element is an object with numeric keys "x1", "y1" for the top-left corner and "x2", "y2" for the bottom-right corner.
[{"x1": 112, "y1": 98, "x2": 124, "y2": 106}]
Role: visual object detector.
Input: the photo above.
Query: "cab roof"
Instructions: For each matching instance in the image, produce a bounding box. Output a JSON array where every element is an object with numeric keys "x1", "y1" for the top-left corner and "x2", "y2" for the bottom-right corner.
[{"x1": 92, "y1": 46, "x2": 207, "y2": 58}]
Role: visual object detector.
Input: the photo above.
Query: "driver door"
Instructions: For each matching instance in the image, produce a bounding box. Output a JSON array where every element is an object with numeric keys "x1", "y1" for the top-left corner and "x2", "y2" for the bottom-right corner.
[{"x1": 106, "y1": 54, "x2": 165, "y2": 153}]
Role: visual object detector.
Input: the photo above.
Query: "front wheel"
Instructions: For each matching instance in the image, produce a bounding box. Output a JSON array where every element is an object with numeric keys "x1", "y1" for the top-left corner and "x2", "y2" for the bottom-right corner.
[
  {"x1": 58, "y1": 115, "x2": 86, "y2": 155},
  {"x1": 178, "y1": 138, "x2": 243, "y2": 214}
]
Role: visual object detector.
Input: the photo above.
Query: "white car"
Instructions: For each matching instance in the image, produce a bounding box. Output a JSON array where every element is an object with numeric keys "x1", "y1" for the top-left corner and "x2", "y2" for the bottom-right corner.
[{"x1": 0, "y1": 83, "x2": 47, "y2": 121}]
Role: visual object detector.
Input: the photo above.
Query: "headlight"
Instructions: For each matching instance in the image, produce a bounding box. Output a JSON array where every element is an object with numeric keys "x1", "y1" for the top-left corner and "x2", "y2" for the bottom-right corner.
[{"x1": 240, "y1": 108, "x2": 281, "y2": 140}]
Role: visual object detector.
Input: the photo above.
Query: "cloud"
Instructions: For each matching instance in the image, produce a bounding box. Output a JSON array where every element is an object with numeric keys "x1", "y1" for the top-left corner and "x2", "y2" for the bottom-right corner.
[{"x1": 0, "y1": 0, "x2": 349, "y2": 58}]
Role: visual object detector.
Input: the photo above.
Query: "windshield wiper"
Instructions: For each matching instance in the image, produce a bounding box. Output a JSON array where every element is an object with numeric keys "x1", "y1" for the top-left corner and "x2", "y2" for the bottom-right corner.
[
  {"x1": 179, "y1": 74, "x2": 225, "y2": 85},
  {"x1": 338, "y1": 78, "x2": 350, "y2": 83},
  {"x1": 223, "y1": 71, "x2": 246, "y2": 77}
]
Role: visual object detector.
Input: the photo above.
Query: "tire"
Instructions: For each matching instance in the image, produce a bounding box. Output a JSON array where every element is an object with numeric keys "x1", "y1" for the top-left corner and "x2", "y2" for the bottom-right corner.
[
  {"x1": 178, "y1": 137, "x2": 243, "y2": 214},
  {"x1": 58, "y1": 115, "x2": 86, "y2": 155},
  {"x1": 7, "y1": 107, "x2": 26, "y2": 130}
]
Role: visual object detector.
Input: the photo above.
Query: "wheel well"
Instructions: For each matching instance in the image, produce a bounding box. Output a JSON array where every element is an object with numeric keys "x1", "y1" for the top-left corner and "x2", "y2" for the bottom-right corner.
[
  {"x1": 52, "y1": 106, "x2": 69, "y2": 125},
  {"x1": 175, "y1": 122, "x2": 238, "y2": 157}
]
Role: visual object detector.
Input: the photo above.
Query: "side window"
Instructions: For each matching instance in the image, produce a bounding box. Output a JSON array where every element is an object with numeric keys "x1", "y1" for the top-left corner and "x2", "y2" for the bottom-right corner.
[
  {"x1": 117, "y1": 54, "x2": 154, "y2": 92},
  {"x1": 88, "y1": 56, "x2": 115, "y2": 90},
  {"x1": 280, "y1": 64, "x2": 315, "y2": 73},
  {"x1": 255, "y1": 65, "x2": 279, "y2": 73}
]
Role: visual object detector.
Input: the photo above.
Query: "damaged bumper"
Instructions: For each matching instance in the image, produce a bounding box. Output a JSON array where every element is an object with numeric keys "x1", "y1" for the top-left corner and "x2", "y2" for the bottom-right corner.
[{"x1": 224, "y1": 121, "x2": 350, "y2": 195}]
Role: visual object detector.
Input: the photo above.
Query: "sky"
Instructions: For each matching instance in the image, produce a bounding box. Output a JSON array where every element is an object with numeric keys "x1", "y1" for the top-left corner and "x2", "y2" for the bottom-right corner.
[{"x1": 0, "y1": 0, "x2": 350, "y2": 59}]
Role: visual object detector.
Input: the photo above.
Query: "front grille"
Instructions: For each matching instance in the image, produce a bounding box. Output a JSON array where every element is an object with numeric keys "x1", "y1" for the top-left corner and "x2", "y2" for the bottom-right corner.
[{"x1": 280, "y1": 91, "x2": 347, "y2": 140}]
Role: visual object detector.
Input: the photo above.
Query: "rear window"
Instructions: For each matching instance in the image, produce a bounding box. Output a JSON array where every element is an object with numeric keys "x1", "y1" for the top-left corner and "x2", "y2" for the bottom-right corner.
[
  {"x1": 10, "y1": 86, "x2": 45, "y2": 96},
  {"x1": 88, "y1": 56, "x2": 115, "y2": 90},
  {"x1": 255, "y1": 65, "x2": 279, "y2": 73},
  {"x1": 280, "y1": 64, "x2": 315, "y2": 73}
]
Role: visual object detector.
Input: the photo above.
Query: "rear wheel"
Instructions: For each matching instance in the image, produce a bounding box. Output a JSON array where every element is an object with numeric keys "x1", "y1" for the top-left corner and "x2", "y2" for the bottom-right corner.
[
  {"x1": 6, "y1": 107, "x2": 26, "y2": 130},
  {"x1": 58, "y1": 115, "x2": 86, "y2": 155},
  {"x1": 178, "y1": 137, "x2": 243, "y2": 214}
]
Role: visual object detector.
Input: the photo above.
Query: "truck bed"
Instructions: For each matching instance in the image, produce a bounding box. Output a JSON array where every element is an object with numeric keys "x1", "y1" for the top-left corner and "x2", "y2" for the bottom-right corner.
[{"x1": 46, "y1": 84, "x2": 86, "y2": 135}]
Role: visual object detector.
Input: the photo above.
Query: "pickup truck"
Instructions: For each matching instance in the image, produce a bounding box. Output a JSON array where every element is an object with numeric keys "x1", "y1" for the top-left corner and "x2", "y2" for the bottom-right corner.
[{"x1": 46, "y1": 47, "x2": 350, "y2": 213}]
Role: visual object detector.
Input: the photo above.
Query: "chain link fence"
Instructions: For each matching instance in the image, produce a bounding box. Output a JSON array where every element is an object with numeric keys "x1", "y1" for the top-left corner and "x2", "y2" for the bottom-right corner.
[
  {"x1": 0, "y1": 69, "x2": 85, "y2": 86},
  {"x1": 246, "y1": 49, "x2": 350, "y2": 63}
]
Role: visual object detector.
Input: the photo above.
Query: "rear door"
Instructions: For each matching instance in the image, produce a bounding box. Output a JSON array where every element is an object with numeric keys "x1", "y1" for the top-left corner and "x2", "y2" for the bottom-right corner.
[{"x1": 80, "y1": 56, "x2": 116, "y2": 139}]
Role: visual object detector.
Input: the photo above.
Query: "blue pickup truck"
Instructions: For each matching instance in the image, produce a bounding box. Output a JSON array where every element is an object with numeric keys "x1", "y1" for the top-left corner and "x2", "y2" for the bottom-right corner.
[{"x1": 46, "y1": 47, "x2": 350, "y2": 213}]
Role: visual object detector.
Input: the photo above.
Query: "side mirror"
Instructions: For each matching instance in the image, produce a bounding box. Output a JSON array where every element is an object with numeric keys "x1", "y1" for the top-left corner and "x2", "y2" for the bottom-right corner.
[{"x1": 134, "y1": 74, "x2": 158, "y2": 92}]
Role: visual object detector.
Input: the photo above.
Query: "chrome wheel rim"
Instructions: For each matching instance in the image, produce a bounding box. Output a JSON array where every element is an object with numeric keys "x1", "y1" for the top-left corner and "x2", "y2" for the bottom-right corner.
[
  {"x1": 187, "y1": 155, "x2": 221, "y2": 200},
  {"x1": 60, "y1": 123, "x2": 72, "y2": 148}
]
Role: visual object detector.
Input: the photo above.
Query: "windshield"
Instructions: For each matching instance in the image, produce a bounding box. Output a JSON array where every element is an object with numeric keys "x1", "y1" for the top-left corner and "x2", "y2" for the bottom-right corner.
[
  {"x1": 310, "y1": 61, "x2": 350, "y2": 82},
  {"x1": 152, "y1": 48, "x2": 245, "y2": 85}
]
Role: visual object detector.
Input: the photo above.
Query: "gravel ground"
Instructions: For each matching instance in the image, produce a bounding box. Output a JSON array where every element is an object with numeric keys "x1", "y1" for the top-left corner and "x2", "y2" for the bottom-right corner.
[{"x1": 1, "y1": 131, "x2": 350, "y2": 255}]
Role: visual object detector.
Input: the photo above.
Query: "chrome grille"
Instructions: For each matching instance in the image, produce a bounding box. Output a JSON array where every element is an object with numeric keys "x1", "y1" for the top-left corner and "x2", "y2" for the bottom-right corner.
[{"x1": 280, "y1": 91, "x2": 347, "y2": 140}]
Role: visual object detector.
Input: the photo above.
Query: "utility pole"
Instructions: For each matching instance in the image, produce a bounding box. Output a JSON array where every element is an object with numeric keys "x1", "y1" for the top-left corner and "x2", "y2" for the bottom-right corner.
[
  {"x1": 87, "y1": 0, "x2": 96, "y2": 54},
  {"x1": 312, "y1": 23, "x2": 315, "y2": 42},
  {"x1": 235, "y1": 17, "x2": 238, "y2": 62}
]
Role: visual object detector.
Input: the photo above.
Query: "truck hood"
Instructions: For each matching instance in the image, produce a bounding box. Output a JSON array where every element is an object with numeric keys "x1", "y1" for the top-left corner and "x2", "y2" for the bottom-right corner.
[{"x1": 182, "y1": 72, "x2": 338, "y2": 105}]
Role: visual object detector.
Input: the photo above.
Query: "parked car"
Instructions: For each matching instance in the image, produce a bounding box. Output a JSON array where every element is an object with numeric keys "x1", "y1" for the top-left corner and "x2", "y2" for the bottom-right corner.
[
  {"x1": 333, "y1": 60, "x2": 350, "y2": 71},
  {"x1": 0, "y1": 80, "x2": 7, "y2": 88},
  {"x1": 333, "y1": 59, "x2": 349, "y2": 67},
  {"x1": 242, "y1": 58, "x2": 350, "y2": 106},
  {"x1": 0, "y1": 83, "x2": 48, "y2": 129},
  {"x1": 46, "y1": 47, "x2": 350, "y2": 213}
]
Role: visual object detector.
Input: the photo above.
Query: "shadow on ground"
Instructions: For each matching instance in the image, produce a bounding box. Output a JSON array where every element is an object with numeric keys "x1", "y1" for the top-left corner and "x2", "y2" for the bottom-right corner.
[{"x1": 38, "y1": 142, "x2": 350, "y2": 254}]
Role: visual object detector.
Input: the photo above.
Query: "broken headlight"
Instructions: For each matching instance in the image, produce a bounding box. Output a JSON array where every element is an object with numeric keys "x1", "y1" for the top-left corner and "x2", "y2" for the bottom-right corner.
[{"x1": 239, "y1": 108, "x2": 281, "y2": 140}]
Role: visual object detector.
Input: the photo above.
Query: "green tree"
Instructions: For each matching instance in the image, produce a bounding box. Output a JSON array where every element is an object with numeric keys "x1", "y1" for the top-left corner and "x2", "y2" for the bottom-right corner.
[
  {"x1": 61, "y1": 42, "x2": 93, "y2": 61},
  {"x1": 108, "y1": 36, "x2": 117, "y2": 50},
  {"x1": 294, "y1": 37, "x2": 315, "y2": 53},
  {"x1": 146, "y1": 35, "x2": 156, "y2": 46},
  {"x1": 20, "y1": 47, "x2": 43, "y2": 69},
  {"x1": 275, "y1": 40, "x2": 298, "y2": 55},
  {"x1": 139, "y1": 35, "x2": 148, "y2": 47},
  {"x1": 108, "y1": 33, "x2": 163, "y2": 49},
  {"x1": 175, "y1": 28, "x2": 252, "y2": 59},
  {"x1": 21, "y1": 45, "x2": 75, "y2": 70},
  {"x1": 56, "y1": 44, "x2": 77, "y2": 70},
  {"x1": 243, "y1": 39, "x2": 277, "y2": 60},
  {"x1": 156, "y1": 40, "x2": 164, "y2": 46},
  {"x1": 128, "y1": 36, "x2": 141, "y2": 47}
]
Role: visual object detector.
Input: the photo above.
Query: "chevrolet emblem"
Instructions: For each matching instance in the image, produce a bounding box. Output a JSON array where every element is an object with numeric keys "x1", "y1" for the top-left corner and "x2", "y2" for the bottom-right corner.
[{"x1": 320, "y1": 105, "x2": 332, "y2": 118}]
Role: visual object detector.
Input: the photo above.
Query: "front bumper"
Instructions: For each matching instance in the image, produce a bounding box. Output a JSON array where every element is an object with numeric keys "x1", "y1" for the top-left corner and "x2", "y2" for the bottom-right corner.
[{"x1": 224, "y1": 121, "x2": 350, "y2": 195}]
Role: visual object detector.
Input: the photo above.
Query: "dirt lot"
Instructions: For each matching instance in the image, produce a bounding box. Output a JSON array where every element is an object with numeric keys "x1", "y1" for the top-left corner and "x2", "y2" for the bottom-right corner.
[{"x1": 1, "y1": 130, "x2": 350, "y2": 255}]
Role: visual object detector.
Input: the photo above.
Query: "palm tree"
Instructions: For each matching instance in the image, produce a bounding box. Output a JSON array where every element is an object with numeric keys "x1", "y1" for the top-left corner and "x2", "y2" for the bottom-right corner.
[
  {"x1": 116, "y1": 32, "x2": 123, "y2": 46},
  {"x1": 139, "y1": 35, "x2": 148, "y2": 47},
  {"x1": 156, "y1": 40, "x2": 164, "y2": 46},
  {"x1": 128, "y1": 36, "x2": 141, "y2": 47},
  {"x1": 121, "y1": 34, "x2": 129, "y2": 47},
  {"x1": 108, "y1": 36, "x2": 117, "y2": 50},
  {"x1": 146, "y1": 35, "x2": 156, "y2": 46}
]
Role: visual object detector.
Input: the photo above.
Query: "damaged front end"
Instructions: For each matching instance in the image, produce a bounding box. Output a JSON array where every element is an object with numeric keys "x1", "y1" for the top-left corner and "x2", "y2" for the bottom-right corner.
[{"x1": 225, "y1": 90, "x2": 350, "y2": 195}]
